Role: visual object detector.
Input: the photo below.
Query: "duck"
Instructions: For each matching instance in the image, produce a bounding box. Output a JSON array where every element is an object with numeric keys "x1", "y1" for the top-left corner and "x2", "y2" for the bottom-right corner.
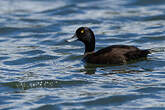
[{"x1": 67, "y1": 27, "x2": 151, "y2": 65}]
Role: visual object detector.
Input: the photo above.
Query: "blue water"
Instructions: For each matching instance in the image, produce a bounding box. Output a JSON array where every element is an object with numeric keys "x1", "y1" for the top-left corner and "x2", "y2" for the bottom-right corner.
[{"x1": 0, "y1": 0, "x2": 165, "y2": 110}]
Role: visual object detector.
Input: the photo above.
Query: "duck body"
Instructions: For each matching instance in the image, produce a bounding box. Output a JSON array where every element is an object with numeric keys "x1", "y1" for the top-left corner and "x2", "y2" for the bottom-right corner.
[
  {"x1": 83, "y1": 45, "x2": 150, "y2": 64},
  {"x1": 68, "y1": 27, "x2": 150, "y2": 65}
]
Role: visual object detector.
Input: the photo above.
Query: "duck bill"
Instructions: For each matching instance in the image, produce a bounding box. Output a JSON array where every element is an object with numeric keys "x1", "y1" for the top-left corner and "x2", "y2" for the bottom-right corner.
[{"x1": 66, "y1": 34, "x2": 78, "y2": 42}]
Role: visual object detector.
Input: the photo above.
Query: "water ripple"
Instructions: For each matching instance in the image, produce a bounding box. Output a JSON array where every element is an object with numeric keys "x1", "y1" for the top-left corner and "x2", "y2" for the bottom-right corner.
[
  {"x1": 0, "y1": 0, "x2": 165, "y2": 110},
  {"x1": 4, "y1": 55, "x2": 58, "y2": 65}
]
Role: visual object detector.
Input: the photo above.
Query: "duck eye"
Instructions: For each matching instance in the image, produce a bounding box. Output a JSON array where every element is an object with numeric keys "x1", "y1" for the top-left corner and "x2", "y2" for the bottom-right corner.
[{"x1": 81, "y1": 29, "x2": 84, "y2": 34}]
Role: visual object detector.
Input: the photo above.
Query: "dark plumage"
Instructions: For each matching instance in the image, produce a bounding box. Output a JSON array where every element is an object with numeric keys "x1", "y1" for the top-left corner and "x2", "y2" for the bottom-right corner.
[{"x1": 68, "y1": 27, "x2": 150, "y2": 65}]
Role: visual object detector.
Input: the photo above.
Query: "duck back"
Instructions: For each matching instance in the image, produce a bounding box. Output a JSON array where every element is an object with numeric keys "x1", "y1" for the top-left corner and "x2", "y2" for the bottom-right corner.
[{"x1": 84, "y1": 45, "x2": 150, "y2": 64}]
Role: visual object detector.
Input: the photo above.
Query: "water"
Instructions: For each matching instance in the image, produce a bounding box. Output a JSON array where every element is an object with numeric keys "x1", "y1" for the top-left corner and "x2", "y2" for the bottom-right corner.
[{"x1": 0, "y1": 0, "x2": 165, "y2": 109}]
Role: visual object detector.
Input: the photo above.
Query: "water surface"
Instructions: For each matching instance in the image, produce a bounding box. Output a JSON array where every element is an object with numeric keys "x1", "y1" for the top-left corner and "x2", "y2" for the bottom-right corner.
[{"x1": 0, "y1": 0, "x2": 165, "y2": 110}]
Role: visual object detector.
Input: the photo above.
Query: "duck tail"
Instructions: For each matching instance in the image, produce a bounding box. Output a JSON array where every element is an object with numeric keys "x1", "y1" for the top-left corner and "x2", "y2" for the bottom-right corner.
[
  {"x1": 142, "y1": 49, "x2": 151, "y2": 55},
  {"x1": 139, "y1": 49, "x2": 151, "y2": 58}
]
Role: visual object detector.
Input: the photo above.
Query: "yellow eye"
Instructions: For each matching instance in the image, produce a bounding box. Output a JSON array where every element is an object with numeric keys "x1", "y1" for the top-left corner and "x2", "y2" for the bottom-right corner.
[{"x1": 81, "y1": 30, "x2": 84, "y2": 34}]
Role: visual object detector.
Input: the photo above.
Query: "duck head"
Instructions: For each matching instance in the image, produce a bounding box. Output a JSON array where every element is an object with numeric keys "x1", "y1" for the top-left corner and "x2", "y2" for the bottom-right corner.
[{"x1": 67, "y1": 27, "x2": 95, "y2": 53}]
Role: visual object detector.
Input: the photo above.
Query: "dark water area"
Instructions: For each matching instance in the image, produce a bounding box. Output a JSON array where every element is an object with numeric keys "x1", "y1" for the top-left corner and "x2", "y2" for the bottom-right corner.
[{"x1": 0, "y1": 0, "x2": 165, "y2": 110}]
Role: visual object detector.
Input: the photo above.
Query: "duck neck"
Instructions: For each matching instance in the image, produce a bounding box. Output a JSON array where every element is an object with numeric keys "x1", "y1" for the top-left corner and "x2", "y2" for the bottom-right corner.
[
  {"x1": 84, "y1": 41, "x2": 95, "y2": 55},
  {"x1": 82, "y1": 28, "x2": 95, "y2": 56}
]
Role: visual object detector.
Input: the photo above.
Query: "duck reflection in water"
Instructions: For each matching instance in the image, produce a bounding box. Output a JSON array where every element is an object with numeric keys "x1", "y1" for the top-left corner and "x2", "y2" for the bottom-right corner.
[{"x1": 83, "y1": 62, "x2": 151, "y2": 75}]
